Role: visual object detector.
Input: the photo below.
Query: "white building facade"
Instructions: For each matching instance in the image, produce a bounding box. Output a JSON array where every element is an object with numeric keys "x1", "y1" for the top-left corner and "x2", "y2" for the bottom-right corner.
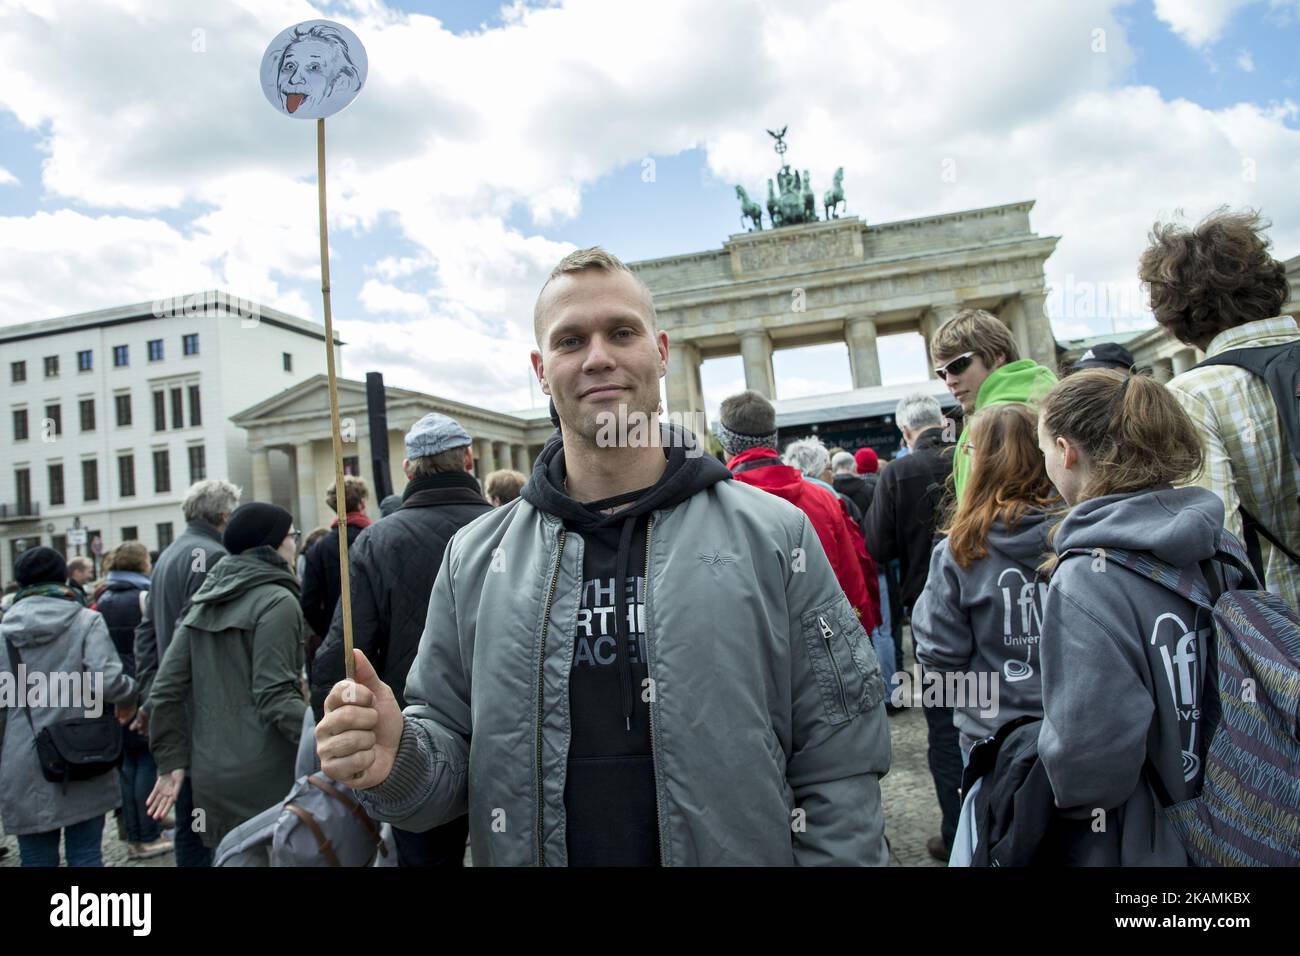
[{"x1": 0, "y1": 292, "x2": 340, "y2": 583}]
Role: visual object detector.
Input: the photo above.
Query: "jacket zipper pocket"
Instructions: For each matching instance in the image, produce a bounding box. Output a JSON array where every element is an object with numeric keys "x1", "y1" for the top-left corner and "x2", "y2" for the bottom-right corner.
[
  {"x1": 820, "y1": 614, "x2": 850, "y2": 717},
  {"x1": 535, "y1": 529, "x2": 566, "y2": 867}
]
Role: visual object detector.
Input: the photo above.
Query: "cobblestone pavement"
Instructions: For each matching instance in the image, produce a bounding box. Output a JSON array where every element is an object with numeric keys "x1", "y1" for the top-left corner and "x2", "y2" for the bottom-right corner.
[{"x1": 2, "y1": 630, "x2": 946, "y2": 868}]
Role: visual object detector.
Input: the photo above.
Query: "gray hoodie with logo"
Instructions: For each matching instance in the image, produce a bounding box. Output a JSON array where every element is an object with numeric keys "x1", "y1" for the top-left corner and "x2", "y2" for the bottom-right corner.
[
  {"x1": 1040, "y1": 486, "x2": 1240, "y2": 866},
  {"x1": 912, "y1": 509, "x2": 1053, "y2": 751}
]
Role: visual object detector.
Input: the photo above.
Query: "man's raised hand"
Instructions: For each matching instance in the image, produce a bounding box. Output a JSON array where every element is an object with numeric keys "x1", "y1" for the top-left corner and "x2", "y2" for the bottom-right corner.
[{"x1": 316, "y1": 648, "x2": 403, "y2": 790}]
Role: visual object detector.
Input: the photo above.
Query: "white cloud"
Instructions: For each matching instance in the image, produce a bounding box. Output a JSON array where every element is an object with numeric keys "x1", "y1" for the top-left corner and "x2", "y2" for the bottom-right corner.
[
  {"x1": 1237, "y1": 48, "x2": 1256, "y2": 71},
  {"x1": 1153, "y1": 0, "x2": 1254, "y2": 47},
  {"x1": 0, "y1": 166, "x2": 17, "y2": 187},
  {"x1": 2, "y1": 0, "x2": 1300, "y2": 414}
]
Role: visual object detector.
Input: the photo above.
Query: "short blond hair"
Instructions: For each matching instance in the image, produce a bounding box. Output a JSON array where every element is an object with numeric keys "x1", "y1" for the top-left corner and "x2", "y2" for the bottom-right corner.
[
  {"x1": 533, "y1": 246, "x2": 656, "y2": 346},
  {"x1": 930, "y1": 308, "x2": 1020, "y2": 368}
]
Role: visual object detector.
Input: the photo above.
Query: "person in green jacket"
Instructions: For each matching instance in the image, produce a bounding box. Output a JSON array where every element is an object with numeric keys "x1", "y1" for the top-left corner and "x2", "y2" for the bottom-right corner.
[
  {"x1": 931, "y1": 309, "x2": 1058, "y2": 501},
  {"x1": 146, "y1": 503, "x2": 307, "y2": 853}
]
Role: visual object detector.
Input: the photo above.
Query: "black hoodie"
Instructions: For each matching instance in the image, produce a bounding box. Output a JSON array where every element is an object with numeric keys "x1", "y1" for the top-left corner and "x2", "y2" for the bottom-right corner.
[{"x1": 520, "y1": 421, "x2": 731, "y2": 866}]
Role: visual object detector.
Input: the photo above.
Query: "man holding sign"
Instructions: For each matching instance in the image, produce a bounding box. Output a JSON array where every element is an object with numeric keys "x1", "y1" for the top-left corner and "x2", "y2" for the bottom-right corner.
[{"x1": 317, "y1": 248, "x2": 891, "y2": 866}]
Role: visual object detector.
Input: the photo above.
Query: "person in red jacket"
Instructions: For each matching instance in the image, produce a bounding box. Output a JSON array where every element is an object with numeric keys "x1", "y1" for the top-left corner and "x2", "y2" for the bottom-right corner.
[{"x1": 715, "y1": 391, "x2": 875, "y2": 629}]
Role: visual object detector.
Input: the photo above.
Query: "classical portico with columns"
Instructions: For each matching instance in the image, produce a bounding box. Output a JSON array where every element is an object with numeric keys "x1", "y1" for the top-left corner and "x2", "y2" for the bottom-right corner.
[
  {"x1": 231, "y1": 375, "x2": 552, "y2": 529},
  {"x1": 630, "y1": 200, "x2": 1059, "y2": 424}
]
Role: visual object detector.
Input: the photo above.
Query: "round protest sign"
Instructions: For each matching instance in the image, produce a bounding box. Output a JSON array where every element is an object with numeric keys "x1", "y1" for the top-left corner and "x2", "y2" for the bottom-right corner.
[{"x1": 260, "y1": 20, "x2": 368, "y2": 119}]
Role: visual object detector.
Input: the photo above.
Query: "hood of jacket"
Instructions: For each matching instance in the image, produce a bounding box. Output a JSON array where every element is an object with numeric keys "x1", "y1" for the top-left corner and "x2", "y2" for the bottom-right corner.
[
  {"x1": 986, "y1": 507, "x2": 1056, "y2": 565},
  {"x1": 1054, "y1": 485, "x2": 1225, "y2": 566},
  {"x1": 521, "y1": 421, "x2": 731, "y2": 527},
  {"x1": 0, "y1": 594, "x2": 89, "y2": 648},
  {"x1": 975, "y1": 359, "x2": 1058, "y2": 410},
  {"x1": 188, "y1": 548, "x2": 299, "y2": 614},
  {"x1": 725, "y1": 446, "x2": 806, "y2": 502}
]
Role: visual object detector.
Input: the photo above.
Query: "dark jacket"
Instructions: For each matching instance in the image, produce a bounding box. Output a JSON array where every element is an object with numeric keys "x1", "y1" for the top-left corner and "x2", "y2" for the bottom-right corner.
[
  {"x1": 834, "y1": 473, "x2": 877, "y2": 524},
  {"x1": 149, "y1": 548, "x2": 306, "y2": 848},
  {"x1": 300, "y1": 519, "x2": 367, "y2": 638},
  {"x1": 310, "y1": 471, "x2": 492, "y2": 719},
  {"x1": 864, "y1": 427, "x2": 955, "y2": 611},
  {"x1": 95, "y1": 570, "x2": 151, "y2": 678},
  {"x1": 133, "y1": 519, "x2": 227, "y2": 710}
]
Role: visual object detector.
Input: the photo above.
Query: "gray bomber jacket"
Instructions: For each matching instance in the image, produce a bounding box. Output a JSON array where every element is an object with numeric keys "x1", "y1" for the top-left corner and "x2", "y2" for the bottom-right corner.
[{"x1": 355, "y1": 464, "x2": 891, "y2": 865}]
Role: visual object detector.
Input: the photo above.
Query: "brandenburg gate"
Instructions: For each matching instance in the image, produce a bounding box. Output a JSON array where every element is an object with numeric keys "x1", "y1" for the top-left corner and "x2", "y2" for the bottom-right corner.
[{"x1": 631, "y1": 200, "x2": 1058, "y2": 422}]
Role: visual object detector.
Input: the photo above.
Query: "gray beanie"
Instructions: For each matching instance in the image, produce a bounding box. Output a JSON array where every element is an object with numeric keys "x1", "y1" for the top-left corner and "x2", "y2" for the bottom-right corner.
[{"x1": 715, "y1": 389, "x2": 778, "y2": 458}]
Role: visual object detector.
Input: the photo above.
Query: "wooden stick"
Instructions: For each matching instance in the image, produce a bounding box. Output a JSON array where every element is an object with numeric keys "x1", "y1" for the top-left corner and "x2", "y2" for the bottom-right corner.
[{"x1": 316, "y1": 117, "x2": 356, "y2": 682}]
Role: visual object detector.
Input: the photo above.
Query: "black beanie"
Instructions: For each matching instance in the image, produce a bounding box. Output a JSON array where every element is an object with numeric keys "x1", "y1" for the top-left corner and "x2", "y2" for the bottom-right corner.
[
  {"x1": 222, "y1": 502, "x2": 294, "y2": 555},
  {"x1": 15, "y1": 546, "x2": 68, "y2": 587}
]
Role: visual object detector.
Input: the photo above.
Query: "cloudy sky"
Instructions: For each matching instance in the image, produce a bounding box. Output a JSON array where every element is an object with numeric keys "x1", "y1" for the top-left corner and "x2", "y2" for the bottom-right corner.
[{"x1": 2, "y1": 0, "x2": 1298, "y2": 418}]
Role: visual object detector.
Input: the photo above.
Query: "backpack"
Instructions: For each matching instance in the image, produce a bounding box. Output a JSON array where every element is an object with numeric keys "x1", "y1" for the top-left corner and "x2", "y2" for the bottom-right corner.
[
  {"x1": 1194, "y1": 341, "x2": 1300, "y2": 580},
  {"x1": 213, "y1": 708, "x2": 395, "y2": 867},
  {"x1": 213, "y1": 771, "x2": 393, "y2": 867},
  {"x1": 1098, "y1": 534, "x2": 1300, "y2": 866}
]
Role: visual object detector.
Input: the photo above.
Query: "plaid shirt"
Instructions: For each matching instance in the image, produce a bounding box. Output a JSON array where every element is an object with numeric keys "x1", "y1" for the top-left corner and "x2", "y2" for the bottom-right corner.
[{"x1": 1166, "y1": 315, "x2": 1300, "y2": 607}]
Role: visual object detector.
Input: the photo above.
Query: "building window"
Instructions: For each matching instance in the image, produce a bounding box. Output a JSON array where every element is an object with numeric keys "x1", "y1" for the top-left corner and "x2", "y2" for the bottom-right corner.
[
  {"x1": 343, "y1": 456, "x2": 360, "y2": 476},
  {"x1": 77, "y1": 350, "x2": 93, "y2": 372},
  {"x1": 79, "y1": 398, "x2": 95, "y2": 432},
  {"x1": 121, "y1": 526, "x2": 138, "y2": 542},
  {"x1": 14, "y1": 468, "x2": 30, "y2": 512},
  {"x1": 45, "y1": 403, "x2": 62, "y2": 437},
  {"x1": 148, "y1": 339, "x2": 164, "y2": 361},
  {"x1": 188, "y1": 445, "x2": 206, "y2": 482},
  {"x1": 156, "y1": 522, "x2": 174, "y2": 550},
  {"x1": 13, "y1": 408, "x2": 28, "y2": 442},
  {"x1": 48, "y1": 463, "x2": 64, "y2": 506},
  {"x1": 283, "y1": 352, "x2": 293, "y2": 372},
  {"x1": 118, "y1": 454, "x2": 135, "y2": 497},
  {"x1": 182, "y1": 333, "x2": 199, "y2": 356},
  {"x1": 188, "y1": 385, "x2": 202, "y2": 426},
  {"x1": 153, "y1": 391, "x2": 166, "y2": 432},
  {"x1": 82, "y1": 459, "x2": 98, "y2": 502},
  {"x1": 153, "y1": 449, "x2": 170, "y2": 494},
  {"x1": 11, "y1": 361, "x2": 25, "y2": 383},
  {"x1": 114, "y1": 393, "x2": 132, "y2": 427},
  {"x1": 44, "y1": 355, "x2": 59, "y2": 378},
  {"x1": 113, "y1": 345, "x2": 129, "y2": 367},
  {"x1": 170, "y1": 387, "x2": 184, "y2": 429}
]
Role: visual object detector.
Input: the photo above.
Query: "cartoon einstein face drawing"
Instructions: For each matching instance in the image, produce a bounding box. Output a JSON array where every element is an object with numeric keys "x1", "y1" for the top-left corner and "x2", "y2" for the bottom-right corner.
[{"x1": 261, "y1": 21, "x2": 368, "y2": 120}]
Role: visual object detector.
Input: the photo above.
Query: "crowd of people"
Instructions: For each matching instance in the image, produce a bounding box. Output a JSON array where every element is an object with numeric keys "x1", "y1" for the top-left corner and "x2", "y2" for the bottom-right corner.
[{"x1": 1, "y1": 207, "x2": 1296, "y2": 867}]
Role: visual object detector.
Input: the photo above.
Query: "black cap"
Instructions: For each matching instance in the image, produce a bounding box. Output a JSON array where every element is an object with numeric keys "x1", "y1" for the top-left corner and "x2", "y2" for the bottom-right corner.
[
  {"x1": 1072, "y1": 342, "x2": 1136, "y2": 373},
  {"x1": 222, "y1": 502, "x2": 294, "y2": 555},
  {"x1": 15, "y1": 546, "x2": 68, "y2": 587}
]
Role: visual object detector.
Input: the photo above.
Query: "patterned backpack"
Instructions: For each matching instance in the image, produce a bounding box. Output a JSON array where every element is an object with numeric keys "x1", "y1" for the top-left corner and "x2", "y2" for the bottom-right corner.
[{"x1": 1099, "y1": 534, "x2": 1300, "y2": 866}]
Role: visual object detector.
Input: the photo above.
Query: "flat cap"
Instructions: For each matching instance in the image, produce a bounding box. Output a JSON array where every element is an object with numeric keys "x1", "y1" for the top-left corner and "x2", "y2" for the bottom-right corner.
[{"x1": 405, "y1": 412, "x2": 472, "y2": 460}]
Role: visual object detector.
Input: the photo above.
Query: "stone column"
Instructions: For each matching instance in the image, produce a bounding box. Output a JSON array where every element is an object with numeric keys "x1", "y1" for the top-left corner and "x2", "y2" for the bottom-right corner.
[
  {"x1": 1001, "y1": 298, "x2": 1032, "y2": 362},
  {"x1": 492, "y1": 440, "x2": 510, "y2": 473},
  {"x1": 666, "y1": 341, "x2": 704, "y2": 416},
  {"x1": 1020, "y1": 291, "x2": 1056, "y2": 369},
  {"x1": 845, "y1": 315, "x2": 881, "y2": 389},
  {"x1": 510, "y1": 443, "x2": 526, "y2": 473},
  {"x1": 476, "y1": 437, "x2": 497, "y2": 477},
  {"x1": 1170, "y1": 348, "x2": 1197, "y2": 377},
  {"x1": 251, "y1": 447, "x2": 272, "y2": 503},
  {"x1": 294, "y1": 441, "x2": 318, "y2": 531},
  {"x1": 738, "y1": 329, "x2": 776, "y2": 398}
]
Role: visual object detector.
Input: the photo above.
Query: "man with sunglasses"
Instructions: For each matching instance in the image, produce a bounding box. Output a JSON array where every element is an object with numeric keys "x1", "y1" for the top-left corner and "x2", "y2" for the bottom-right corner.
[{"x1": 930, "y1": 309, "x2": 1057, "y2": 502}]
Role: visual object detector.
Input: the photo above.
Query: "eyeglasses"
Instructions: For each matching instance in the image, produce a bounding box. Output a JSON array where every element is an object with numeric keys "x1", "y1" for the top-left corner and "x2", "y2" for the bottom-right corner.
[
  {"x1": 934, "y1": 351, "x2": 976, "y2": 380},
  {"x1": 289, "y1": 530, "x2": 302, "y2": 546}
]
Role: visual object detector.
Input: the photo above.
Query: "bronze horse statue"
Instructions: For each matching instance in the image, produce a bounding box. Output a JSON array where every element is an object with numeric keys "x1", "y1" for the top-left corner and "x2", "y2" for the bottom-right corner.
[
  {"x1": 735, "y1": 185, "x2": 764, "y2": 231},
  {"x1": 823, "y1": 166, "x2": 845, "y2": 219}
]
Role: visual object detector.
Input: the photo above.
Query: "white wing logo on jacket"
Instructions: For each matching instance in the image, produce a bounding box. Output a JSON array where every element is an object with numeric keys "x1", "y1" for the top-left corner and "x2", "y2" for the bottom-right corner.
[
  {"x1": 1149, "y1": 611, "x2": 1209, "y2": 782},
  {"x1": 997, "y1": 567, "x2": 1045, "y2": 683}
]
